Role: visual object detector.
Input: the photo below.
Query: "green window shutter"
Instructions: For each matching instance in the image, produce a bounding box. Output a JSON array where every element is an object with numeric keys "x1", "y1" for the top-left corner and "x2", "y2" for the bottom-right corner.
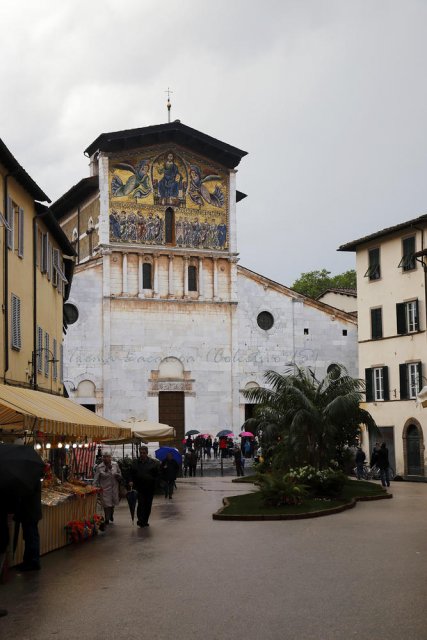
[
  {"x1": 371, "y1": 308, "x2": 382, "y2": 339},
  {"x1": 37, "y1": 326, "x2": 43, "y2": 372},
  {"x1": 6, "y1": 197, "x2": 14, "y2": 250},
  {"x1": 414, "y1": 299, "x2": 420, "y2": 331},
  {"x1": 11, "y1": 294, "x2": 21, "y2": 350},
  {"x1": 18, "y1": 208, "x2": 24, "y2": 258},
  {"x1": 399, "y1": 363, "x2": 408, "y2": 399},
  {"x1": 396, "y1": 303, "x2": 406, "y2": 334},
  {"x1": 365, "y1": 368, "x2": 373, "y2": 402},
  {"x1": 417, "y1": 362, "x2": 423, "y2": 393},
  {"x1": 383, "y1": 366, "x2": 389, "y2": 401}
]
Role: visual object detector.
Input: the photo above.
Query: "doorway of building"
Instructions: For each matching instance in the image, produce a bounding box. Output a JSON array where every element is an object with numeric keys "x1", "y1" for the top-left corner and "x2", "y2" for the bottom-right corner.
[
  {"x1": 406, "y1": 424, "x2": 422, "y2": 475},
  {"x1": 159, "y1": 391, "x2": 185, "y2": 450}
]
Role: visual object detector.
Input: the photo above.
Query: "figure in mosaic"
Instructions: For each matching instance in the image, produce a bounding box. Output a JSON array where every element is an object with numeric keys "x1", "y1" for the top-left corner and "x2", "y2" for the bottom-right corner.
[
  {"x1": 157, "y1": 152, "x2": 183, "y2": 202},
  {"x1": 188, "y1": 164, "x2": 225, "y2": 208},
  {"x1": 111, "y1": 159, "x2": 151, "y2": 198}
]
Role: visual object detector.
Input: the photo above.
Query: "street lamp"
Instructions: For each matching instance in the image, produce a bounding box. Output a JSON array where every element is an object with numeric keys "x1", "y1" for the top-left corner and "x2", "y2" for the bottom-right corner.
[{"x1": 28, "y1": 348, "x2": 58, "y2": 391}]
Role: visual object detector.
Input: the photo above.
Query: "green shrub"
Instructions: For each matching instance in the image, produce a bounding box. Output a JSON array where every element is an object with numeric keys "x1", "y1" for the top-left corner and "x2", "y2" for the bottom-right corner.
[
  {"x1": 287, "y1": 466, "x2": 346, "y2": 498},
  {"x1": 256, "y1": 472, "x2": 308, "y2": 507}
]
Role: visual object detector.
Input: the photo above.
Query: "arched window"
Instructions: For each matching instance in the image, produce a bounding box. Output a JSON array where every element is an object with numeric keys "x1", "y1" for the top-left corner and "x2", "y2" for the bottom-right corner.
[
  {"x1": 165, "y1": 208, "x2": 175, "y2": 244},
  {"x1": 143, "y1": 262, "x2": 152, "y2": 289},
  {"x1": 188, "y1": 265, "x2": 197, "y2": 291}
]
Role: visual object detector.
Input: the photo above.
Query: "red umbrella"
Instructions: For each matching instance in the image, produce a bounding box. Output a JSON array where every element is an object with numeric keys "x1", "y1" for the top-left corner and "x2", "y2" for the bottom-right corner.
[
  {"x1": 201, "y1": 434, "x2": 212, "y2": 438},
  {"x1": 239, "y1": 431, "x2": 254, "y2": 437}
]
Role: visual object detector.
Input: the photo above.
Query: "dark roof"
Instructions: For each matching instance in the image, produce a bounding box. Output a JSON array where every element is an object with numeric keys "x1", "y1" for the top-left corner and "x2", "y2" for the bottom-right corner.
[
  {"x1": 0, "y1": 139, "x2": 50, "y2": 203},
  {"x1": 317, "y1": 288, "x2": 357, "y2": 299},
  {"x1": 84, "y1": 121, "x2": 248, "y2": 169},
  {"x1": 339, "y1": 213, "x2": 427, "y2": 251},
  {"x1": 50, "y1": 176, "x2": 99, "y2": 221}
]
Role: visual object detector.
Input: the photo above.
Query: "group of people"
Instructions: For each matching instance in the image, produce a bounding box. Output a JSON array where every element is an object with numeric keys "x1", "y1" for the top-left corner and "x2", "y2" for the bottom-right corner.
[
  {"x1": 93, "y1": 447, "x2": 180, "y2": 528},
  {"x1": 355, "y1": 441, "x2": 392, "y2": 487}
]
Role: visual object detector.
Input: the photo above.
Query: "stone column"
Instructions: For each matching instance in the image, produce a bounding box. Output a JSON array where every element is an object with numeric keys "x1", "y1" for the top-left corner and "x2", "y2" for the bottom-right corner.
[
  {"x1": 198, "y1": 257, "x2": 204, "y2": 300},
  {"x1": 213, "y1": 257, "x2": 219, "y2": 301},
  {"x1": 153, "y1": 255, "x2": 159, "y2": 297},
  {"x1": 183, "y1": 256, "x2": 189, "y2": 298},
  {"x1": 168, "y1": 254, "x2": 174, "y2": 298},
  {"x1": 138, "y1": 254, "x2": 144, "y2": 298},
  {"x1": 122, "y1": 253, "x2": 128, "y2": 294}
]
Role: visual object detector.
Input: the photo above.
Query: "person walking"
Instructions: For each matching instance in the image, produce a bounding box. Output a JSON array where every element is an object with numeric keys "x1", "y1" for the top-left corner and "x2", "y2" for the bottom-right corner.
[
  {"x1": 160, "y1": 453, "x2": 180, "y2": 499},
  {"x1": 370, "y1": 442, "x2": 380, "y2": 468},
  {"x1": 183, "y1": 450, "x2": 191, "y2": 477},
  {"x1": 355, "y1": 446, "x2": 366, "y2": 480},
  {"x1": 188, "y1": 448, "x2": 198, "y2": 477},
  {"x1": 377, "y1": 442, "x2": 391, "y2": 488},
  {"x1": 131, "y1": 446, "x2": 160, "y2": 527},
  {"x1": 233, "y1": 446, "x2": 244, "y2": 477},
  {"x1": 212, "y1": 438, "x2": 219, "y2": 459},
  {"x1": 92, "y1": 453, "x2": 122, "y2": 524}
]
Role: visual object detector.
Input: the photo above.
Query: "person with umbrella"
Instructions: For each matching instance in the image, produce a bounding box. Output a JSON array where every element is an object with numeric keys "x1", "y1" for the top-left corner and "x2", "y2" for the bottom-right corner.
[
  {"x1": 160, "y1": 452, "x2": 180, "y2": 499},
  {"x1": 130, "y1": 446, "x2": 160, "y2": 527}
]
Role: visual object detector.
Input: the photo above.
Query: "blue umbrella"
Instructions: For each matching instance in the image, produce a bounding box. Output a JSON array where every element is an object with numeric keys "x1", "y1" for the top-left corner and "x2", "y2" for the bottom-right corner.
[
  {"x1": 155, "y1": 447, "x2": 182, "y2": 464},
  {"x1": 217, "y1": 429, "x2": 233, "y2": 438}
]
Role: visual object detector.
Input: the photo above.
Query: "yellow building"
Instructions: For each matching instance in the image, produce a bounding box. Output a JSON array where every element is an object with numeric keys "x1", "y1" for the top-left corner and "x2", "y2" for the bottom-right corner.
[
  {"x1": 0, "y1": 139, "x2": 75, "y2": 395},
  {"x1": 340, "y1": 215, "x2": 427, "y2": 478}
]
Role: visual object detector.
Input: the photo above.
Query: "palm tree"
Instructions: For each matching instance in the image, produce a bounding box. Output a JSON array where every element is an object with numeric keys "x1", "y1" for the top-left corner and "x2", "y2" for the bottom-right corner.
[{"x1": 244, "y1": 365, "x2": 378, "y2": 470}]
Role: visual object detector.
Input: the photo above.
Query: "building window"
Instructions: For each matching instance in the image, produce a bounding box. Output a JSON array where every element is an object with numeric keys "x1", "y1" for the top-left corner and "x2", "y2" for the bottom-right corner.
[
  {"x1": 188, "y1": 265, "x2": 197, "y2": 291},
  {"x1": 6, "y1": 197, "x2": 14, "y2": 250},
  {"x1": 165, "y1": 208, "x2": 175, "y2": 244},
  {"x1": 17, "y1": 207, "x2": 24, "y2": 258},
  {"x1": 257, "y1": 311, "x2": 274, "y2": 331},
  {"x1": 143, "y1": 262, "x2": 152, "y2": 289},
  {"x1": 37, "y1": 326, "x2": 43, "y2": 372},
  {"x1": 44, "y1": 332, "x2": 49, "y2": 377},
  {"x1": 371, "y1": 308, "x2": 383, "y2": 339},
  {"x1": 400, "y1": 362, "x2": 422, "y2": 400},
  {"x1": 365, "y1": 247, "x2": 380, "y2": 280},
  {"x1": 53, "y1": 338, "x2": 57, "y2": 381},
  {"x1": 60, "y1": 344, "x2": 64, "y2": 383},
  {"x1": 399, "y1": 236, "x2": 416, "y2": 271},
  {"x1": 304, "y1": 328, "x2": 309, "y2": 335},
  {"x1": 342, "y1": 329, "x2": 347, "y2": 336},
  {"x1": 11, "y1": 294, "x2": 21, "y2": 350},
  {"x1": 396, "y1": 300, "x2": 419, "y2": 334},
  {"x1": 365, "y1": 366, "x2": 389, "y2": 402}
]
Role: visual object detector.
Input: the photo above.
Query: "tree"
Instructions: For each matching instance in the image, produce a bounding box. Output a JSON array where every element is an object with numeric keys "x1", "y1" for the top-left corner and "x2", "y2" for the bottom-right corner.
[
  {"x1": 243, "y1": 365, "x2": 378, "y2": 471},
  {"x1": 292, "y1": 269, "x2": 356, "y2": 299}
]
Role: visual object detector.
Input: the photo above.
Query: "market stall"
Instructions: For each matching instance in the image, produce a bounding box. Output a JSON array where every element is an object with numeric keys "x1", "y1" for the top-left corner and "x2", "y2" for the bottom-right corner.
[{"x1": 0, "y1": 383, "x2": 131, "y2": 565}]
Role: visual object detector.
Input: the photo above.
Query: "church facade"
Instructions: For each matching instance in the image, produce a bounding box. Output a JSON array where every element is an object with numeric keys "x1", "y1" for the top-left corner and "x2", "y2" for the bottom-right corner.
[{"x1": 52, "y1": 121, "x2": 358, "y2": 445}]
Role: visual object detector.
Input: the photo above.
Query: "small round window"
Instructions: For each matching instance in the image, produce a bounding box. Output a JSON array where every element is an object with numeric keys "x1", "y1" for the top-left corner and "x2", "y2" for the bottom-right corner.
[{"x1": 257, "y1": 311, "x2": 274, "y2": 331}]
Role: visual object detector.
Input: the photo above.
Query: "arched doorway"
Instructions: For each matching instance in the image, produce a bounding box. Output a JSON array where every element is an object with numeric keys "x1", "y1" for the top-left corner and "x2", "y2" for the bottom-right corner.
[
  {"x1": 158, "y1": 357, "x2": 185, "y2": 449},
  {"x1": 406, "y1": 424, "x2": 422, "y2": 475}
]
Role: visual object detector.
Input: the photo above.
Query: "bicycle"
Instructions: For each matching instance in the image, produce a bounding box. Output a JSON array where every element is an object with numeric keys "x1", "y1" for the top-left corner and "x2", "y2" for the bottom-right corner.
[{"x1": 353, "y1": 464, "x2": 395, "y2": 481}]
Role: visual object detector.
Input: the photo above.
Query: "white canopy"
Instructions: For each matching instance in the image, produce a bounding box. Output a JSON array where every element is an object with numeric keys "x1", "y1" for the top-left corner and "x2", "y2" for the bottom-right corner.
[{"x1": 101, "y1": 419, "x2": 176, "y2": 444}]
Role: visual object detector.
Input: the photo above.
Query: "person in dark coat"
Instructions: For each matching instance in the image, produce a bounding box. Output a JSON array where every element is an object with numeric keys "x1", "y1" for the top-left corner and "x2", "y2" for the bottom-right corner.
[
  {"x1": 370, "y1": 442, "x2": 380, "y2": 467},
  {"x1": 233, "y1": 447, "x2": 244, "y2": 477},
  {"x1": 376, "y1": 442, "x2": 391, "y2": 487},
  {"x1": 130, "y1": 446, "x2": 160, "y2": 527},
  {"x1": 14, "y1": 478, "x2": 42, "y2": 571},
  {"x1": 355, "y1": 447, "x2": 366, "y2": 480},
  {"x1": 160, "y1": 453, "x2": 179, "y2": 499},
  {"x1": 188, "y1": 449, "x2": 198, "y2": 477}
]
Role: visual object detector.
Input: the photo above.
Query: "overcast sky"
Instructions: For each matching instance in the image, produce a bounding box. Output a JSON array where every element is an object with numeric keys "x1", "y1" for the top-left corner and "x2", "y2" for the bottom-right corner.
[{"x1": 1, "y1": 0, "x2": 427, "y2": 285}]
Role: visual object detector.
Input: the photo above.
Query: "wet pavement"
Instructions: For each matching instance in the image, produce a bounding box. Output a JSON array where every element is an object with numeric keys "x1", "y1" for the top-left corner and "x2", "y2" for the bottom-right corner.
[{"x1": 1, "y1": 478, "x2": 427, "y2": 640}]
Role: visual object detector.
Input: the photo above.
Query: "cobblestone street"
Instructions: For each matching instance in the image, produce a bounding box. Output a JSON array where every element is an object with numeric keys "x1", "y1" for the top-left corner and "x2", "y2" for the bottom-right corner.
[{"x1": 2, "y1": 478, "x2": 427, "y2": 640}]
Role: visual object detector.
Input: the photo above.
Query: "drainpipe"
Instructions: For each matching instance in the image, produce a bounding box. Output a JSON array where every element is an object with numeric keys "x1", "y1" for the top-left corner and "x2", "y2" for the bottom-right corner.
[
  {"x1": 32, "y1": 217, "x2": 38, "y2": 389},
  {"x1": 412, "y1": 225, "x2": 426, "y2": 331},
  {"x1": 3, "y1": 173, "x2": 12, "y2": 382}
]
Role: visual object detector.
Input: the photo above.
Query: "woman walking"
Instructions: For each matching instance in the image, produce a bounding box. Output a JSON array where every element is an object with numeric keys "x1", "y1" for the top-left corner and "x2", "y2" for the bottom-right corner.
[{"x1": 93, "y1": 453, "x2": 122, "y2": 524}]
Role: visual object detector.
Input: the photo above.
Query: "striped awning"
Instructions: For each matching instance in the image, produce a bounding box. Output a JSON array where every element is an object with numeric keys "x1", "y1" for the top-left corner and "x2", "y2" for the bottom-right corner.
[{"x1": 0, "y1": 384, "x2": 131, "y2": 440}]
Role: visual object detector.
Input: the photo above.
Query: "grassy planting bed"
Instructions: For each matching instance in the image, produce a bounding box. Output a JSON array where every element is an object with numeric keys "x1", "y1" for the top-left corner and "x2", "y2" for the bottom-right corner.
[{"x1": 213, "y1": 479, "x2": 391, "y2": 520}]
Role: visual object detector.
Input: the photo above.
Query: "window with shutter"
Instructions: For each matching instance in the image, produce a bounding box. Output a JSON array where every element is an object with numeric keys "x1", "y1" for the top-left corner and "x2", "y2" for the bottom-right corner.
[
  {"x1": 399, "y1": 236, "x2": 416, "y2": 271},
  {"x1": 365, "y1": 248, "x2": 380, "y2": 280},
  {"x1": 188, "y1": 265, "x2": 197, "y2": 292},
  {"x1": 371, "y1": 308, "x2": 383, "y2": 339},
  {"x1": 6, "y1": 198, "x2": 14, "y2": 250},
  {"x1": 383, "y1": 367, "x2": 390, "y2": 401},
  {"x1": 373, "y1": 367, "x2": 384, "y2": 401},
  {"x1": 37, "y1": 326, "x2": 43, "y2": 372},
  {"x1": 408, "y1": 362, "x2": 420, "y2": 399},
  {"x1": 365, "y1": 368, "x2": 373, "y2": 402},
  {"x1": 53, "y1": 339, "x2": 57, "y2": 380},
  {"x1": 11, "y1": 294, "x2": 21, "y2": 350},
  {"x1": 60, "y1": 344, "x2": 64, "y2": 383},
  {"x1": 44, "y1": 333, "x2": 49, "y2": 377},
  {"x1": 18, "y1": 208, "x2": 24, "y2": 258},
  {"x1": 47, "y1": 240, "x2": 52, "y2": 281},
  {"x1": 41, "y1": 233, "x2": 48, "y2": 273},
  {"x1": 143, "y1": 262, "x2": 152, "y2": 289},
  {"x1": 52, "y1": 249, "x2": 59, "y2": 287},
  {"x1": 399, "y1": 363, "x2": 408, "y2": 399}
]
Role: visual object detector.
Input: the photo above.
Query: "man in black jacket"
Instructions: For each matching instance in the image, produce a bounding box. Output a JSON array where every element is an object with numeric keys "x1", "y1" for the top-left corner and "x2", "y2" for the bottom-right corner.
[
  {"x1": 160, "y1": 453, "x2": 179, "y2": 499},
  {"x1": 130, "y1": 447, "x2": 159, "y2": 527},
  {"x1": 376, "y1": 442, "x2": 391, "y2": 488}
]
